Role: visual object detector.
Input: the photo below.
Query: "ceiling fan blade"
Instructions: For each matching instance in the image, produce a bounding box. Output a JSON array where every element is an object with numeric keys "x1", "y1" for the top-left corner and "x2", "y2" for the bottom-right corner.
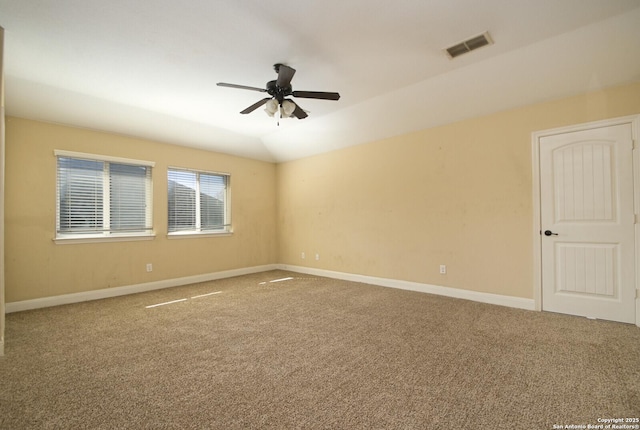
[
  {"x1": 217, "y1": 82, "x2": 267, "y2": 93},
  {"x1": 275, "y1": 64, "x2": 296, "y2": 88},
  {"x1": 240, "y1": 97, "x2": 272, "y2": 114},
  {"x1": 292, "y1": 90, "x2": 340, "y2": 101},
  {"x1": 291, "y1": 101, "x2": 308, "y2": 119}
]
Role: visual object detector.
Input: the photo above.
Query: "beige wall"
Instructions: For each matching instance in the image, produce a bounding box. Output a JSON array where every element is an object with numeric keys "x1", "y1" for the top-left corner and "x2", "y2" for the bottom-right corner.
[
  {"x1": 277, "y1": 81, "x2": 640, "y2": 299},
  {"x1": 5, "y1": 81, "x2": 640, "y2": 305},
  {"x1": 1, "y1": 26, "x2": 5, "y2": 354},
  {"x1": 4, "y1": 118, "x2": 277, "y2": 302}
]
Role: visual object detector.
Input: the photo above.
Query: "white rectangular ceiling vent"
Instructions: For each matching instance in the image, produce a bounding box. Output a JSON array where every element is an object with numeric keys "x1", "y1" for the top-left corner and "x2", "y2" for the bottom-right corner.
[{"x1": 445, "y1": 31, "x2": 493, "y2": 59}]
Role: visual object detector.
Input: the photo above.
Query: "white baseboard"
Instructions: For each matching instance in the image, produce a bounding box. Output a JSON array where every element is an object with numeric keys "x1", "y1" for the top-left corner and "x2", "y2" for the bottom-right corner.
[
  {"x1": 278, "y1": 264, "x2": 536, "y2": 311},
  {"x1": 5, "y1": 264, "x2": 278, "y2": 313},
  {"x1": 5, "y1": 263, "x2": 535, "y2": 314}
]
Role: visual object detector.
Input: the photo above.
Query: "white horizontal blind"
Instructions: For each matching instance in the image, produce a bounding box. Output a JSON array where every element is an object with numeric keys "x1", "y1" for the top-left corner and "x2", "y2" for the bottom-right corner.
[
  {"x1": 199, "y1": 173, "x2": 226, "y2": 230},
  {"x1": 57, "y1": 157, "x2": 104, "y2": 233},
  {"x1": 57, "y1": 155, "x2": 152, "y2": 236},
  {"x1": 167, "y1": 169, "x2": 196, "y2": 231},
  {"x1": 109, "y1": 163, "x2": 152, "y2": 232},
  {"x1": 168, "y1": 168, "x2": 229, "y2": 233}
]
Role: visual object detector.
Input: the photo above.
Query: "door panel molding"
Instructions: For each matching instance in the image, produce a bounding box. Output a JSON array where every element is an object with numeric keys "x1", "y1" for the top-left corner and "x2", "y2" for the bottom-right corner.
[{"x1": 532, "y1": 115, "x2": 640, "y2": 326}]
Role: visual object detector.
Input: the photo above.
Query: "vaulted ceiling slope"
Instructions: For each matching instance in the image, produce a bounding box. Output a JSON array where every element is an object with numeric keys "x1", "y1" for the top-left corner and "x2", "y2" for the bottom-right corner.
[{"x1": 1, "y1": 1, "x2": 640, "y2": 162}]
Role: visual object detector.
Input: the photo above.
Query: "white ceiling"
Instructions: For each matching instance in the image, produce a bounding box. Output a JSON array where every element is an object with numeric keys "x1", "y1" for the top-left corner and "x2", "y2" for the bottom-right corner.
[{"x1": 2, "y1": 1, "x2": 640, "y2": 162}]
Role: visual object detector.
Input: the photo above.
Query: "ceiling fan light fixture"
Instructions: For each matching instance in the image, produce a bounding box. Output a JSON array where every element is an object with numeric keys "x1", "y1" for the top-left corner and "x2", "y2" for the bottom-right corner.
[
  {"x1": 282, "y1": 100, "x2": 296, "y2": 117},
  {"x1": 264, "y1": 99, "x2": 278, "y2": 117}
]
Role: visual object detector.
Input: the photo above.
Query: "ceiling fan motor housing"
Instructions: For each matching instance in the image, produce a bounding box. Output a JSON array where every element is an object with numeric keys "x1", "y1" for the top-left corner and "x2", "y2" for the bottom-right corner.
[{"x1": 266, "y1": 80, "x2": 292, "y2": 103}]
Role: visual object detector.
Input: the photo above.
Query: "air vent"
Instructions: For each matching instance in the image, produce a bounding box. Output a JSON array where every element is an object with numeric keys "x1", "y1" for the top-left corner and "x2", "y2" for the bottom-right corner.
[{"x1": 445, "y1": 31, "x2": 493, "y2": 59}]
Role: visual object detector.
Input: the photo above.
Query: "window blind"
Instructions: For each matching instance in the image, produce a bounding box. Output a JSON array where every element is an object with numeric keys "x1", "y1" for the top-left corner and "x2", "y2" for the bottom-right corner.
[
  {"x1": 56, "y1": 155, "x2": 152, "y2": 236},
  {"x1": 109, "y1": 163, "x2": 151, "y2": 232},
  {"x1": 168, "y1": 168, "x2": 229, "y2": 233},
  {"x1": 167, "y1": 169, "x2": 197, "y2": 232},
  {"x1": 199, "y1": 173, "x2": 226, "y2": 230},
  {"x1": 57, "y1": 157, "x2": 104, "y2": 233}
]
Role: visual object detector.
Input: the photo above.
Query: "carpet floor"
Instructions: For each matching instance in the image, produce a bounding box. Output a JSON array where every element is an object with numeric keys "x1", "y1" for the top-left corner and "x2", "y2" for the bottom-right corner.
[{"x1": 1, "y1": 270, "x2": 639, "y2": 429}]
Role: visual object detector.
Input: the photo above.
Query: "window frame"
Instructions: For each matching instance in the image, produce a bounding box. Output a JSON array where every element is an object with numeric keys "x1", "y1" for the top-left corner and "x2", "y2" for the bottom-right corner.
[
  {"x1": 54, "y1": 150, "x2": 156, "y2": 244},
  {"x1": 167, "y1": 166, "x2": 232, "y2": 238}
]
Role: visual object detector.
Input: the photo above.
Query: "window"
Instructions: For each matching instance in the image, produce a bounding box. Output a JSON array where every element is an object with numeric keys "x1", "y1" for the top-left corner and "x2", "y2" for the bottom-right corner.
[
  {"x1": 167, "y1": 168, "x2": 230, "y2": 235},
  {"x1": 55, "y1": 150, "x2": 154, "y2": 241}
]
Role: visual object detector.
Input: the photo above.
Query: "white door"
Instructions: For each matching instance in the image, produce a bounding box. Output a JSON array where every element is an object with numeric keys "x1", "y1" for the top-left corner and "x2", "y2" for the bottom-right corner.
[{"x1": 540, "y1": 123, "x2": 635, "y2": 323}]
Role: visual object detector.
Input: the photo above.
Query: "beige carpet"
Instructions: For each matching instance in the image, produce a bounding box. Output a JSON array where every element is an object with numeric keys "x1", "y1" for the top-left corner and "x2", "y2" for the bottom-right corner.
[{"x1": 1, "y1": 270, "x2": 639, "y2": 429}]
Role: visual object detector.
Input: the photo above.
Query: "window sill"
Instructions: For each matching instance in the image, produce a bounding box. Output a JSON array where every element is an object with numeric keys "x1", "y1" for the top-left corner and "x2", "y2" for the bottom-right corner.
[
  {"x1": 53, "y1": 233, "x2": 156, "y2": 245},
  {"x1": 167, "y1": 230, "x2": 233, "y2": 239}
]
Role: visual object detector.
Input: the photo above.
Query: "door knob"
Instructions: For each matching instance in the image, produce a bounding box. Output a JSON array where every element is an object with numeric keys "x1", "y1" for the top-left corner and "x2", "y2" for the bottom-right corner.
[{"x1": 544, "y1": 230, "x2": 558, "y2": 236}]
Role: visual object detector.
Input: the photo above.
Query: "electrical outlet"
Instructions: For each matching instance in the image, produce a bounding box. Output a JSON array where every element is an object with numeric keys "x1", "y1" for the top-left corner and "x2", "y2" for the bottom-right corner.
[
  {"x1": 315, "y1": 253, "x2": 320, "y2": 261},
  {"x1": 146, "y1": 263, "x2": 153, "y2": 272},
  {"x1": 439, "y1": 265, "x2": 446, "y2": 274},
  {"x1": 301, "y1": 252, "x2": 305, "y2": 259}
]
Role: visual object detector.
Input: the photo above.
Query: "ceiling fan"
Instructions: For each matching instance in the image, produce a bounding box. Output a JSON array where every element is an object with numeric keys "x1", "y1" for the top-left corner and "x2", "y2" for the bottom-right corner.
[{"x1": 217, "y1": 64, "x2": 340, "y2": 121}]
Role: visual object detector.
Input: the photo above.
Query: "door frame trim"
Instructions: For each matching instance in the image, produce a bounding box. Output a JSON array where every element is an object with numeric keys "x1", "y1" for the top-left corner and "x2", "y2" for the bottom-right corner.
[{"x1": 531, "y1": 114, "x2": 640, "y2": 326}]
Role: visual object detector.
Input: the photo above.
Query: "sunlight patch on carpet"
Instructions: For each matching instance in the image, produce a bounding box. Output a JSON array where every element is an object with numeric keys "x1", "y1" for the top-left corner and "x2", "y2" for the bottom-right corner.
[
  {"x1": 145, "y1": 291, "x2": 222, "y2": 308},
  {"x1": 269, "y1": 277, "x2": 294, "y2": 283},
  {"x1": 191, "y1": 291, "x2": 222, "y2": 299},
  {"x1": 145, "y1": 298, "x2": 188, "y2": 308}
]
